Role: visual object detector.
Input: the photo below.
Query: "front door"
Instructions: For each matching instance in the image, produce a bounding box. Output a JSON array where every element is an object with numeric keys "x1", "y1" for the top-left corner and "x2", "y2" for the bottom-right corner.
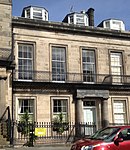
[{"x1": 83, "y1": 106, "x2": 96, "y2": 135}]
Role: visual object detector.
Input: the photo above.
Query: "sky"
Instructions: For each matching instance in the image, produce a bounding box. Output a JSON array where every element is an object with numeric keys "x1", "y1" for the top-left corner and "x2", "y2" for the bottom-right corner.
[{"x1": 12, "y1": 0, "x2": 130, "y2": 30}]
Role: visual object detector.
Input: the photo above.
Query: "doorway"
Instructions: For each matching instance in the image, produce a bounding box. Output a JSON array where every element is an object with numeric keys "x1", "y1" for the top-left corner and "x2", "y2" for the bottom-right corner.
[
  {"x1": 83, "y1": 101, "x2": 97, "y2": 135},
  {"x1": 83, "y1": 107, "x2": 96, "y2": 123}
]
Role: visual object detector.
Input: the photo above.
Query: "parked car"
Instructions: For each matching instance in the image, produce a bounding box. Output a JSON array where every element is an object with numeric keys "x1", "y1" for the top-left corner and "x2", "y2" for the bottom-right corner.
[{"x1": 70, "y1": 125, "x2": 130, "y2": 150}]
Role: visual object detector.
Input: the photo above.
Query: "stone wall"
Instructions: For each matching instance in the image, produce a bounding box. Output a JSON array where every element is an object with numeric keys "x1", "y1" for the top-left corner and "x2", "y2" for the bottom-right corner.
[
  {"x1": 12, "y1": 25, "x2": 130, "y2": 123},
  {"x1": 0, "y1": 0, "x2": 12, "y2": 116},
  {"x1": 0, "y1": 1, "x2": 12, "y2": 52}
]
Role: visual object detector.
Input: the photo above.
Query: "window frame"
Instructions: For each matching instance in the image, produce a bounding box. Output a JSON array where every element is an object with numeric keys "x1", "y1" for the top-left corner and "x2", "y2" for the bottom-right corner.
[
  {"x1": 112, "y1": 98, "x2": 128, "y2": 124},
  {"x1": 33, "y1": 7, "x2": 43, "y2": 20},
  {"x1": 51, "y1": 97, "x2": 69, "y2": 122},
  {"x1": 109, "y1": 51, "x2": 124, "y2": 84},
  {"x1": 16, "y1": 97, "x2": 36, "y2": 122},
  {"x1": 16, "y1": 43, "x2": 34, "y2": 81},
  {"x1": 51, "y1": 46, "x2": 67, "y2": 82},
  {"x1": 119, "y1": 128, "x2": 130, "y2": 141},
  {"x1": 82, "y1": 48, "x2": 96, "y2": 83}
]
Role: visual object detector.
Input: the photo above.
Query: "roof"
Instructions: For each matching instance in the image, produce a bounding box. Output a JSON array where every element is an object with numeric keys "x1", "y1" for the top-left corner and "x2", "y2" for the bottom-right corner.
[{"x1": 108, "y1": 125, "x2": 130, "y2": 129}]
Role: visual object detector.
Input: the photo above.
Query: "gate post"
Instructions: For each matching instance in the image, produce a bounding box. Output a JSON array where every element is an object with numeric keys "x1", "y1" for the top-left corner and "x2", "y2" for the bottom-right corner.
[
  {"x1": 28, "y1": 122, "x2": 34, "y2": 147},
  {"x1": 10, "y1": 121, "x2": 14, "y2": 146}
]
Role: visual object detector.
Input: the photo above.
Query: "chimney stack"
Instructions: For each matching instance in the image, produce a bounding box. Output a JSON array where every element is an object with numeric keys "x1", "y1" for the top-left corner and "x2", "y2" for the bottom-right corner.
[{"x1": 86, "y1": 8, "x2": 95, "y2": 26}]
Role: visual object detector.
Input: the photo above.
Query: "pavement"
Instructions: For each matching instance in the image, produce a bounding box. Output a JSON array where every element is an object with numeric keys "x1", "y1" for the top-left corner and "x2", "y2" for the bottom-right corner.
[{"x1": 0, "y1": 144, "x2": 72, "y2": 150}]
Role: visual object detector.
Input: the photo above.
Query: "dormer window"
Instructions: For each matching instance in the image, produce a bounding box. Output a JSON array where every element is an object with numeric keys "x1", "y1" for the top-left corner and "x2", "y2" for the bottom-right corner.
[
  {"x1": 66, "y1": 12, "x2": 88, "y2": 26},
  {"x1": 99, "y1": 19, "x2": 125, "y2": 31},
  {"x1": 62, "y1": 8, "x2": 94, "y2": 26},
  {"x1": 22, "y1": 6, "x2": 49, "y2": 21}
]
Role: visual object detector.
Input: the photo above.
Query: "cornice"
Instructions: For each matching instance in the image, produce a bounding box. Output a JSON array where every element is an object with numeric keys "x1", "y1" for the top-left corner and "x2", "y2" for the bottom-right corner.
[{"x1": 12, "y1": 17, "x2": 130, "y2": 39}]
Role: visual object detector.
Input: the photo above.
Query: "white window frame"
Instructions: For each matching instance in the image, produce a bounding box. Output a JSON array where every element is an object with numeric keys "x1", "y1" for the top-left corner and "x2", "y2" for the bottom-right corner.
[
  {"x1": 68, "y1": 13, "x2": 88, "y2": 26},
  {"x1": 33, "y1": 7, "x2": 43, "y2": 20},
  {"x1": 51, "y1": 46, "x2": 67, "y2": 82},
  {"x1": 110, "y1": 52, "x2": 123, "y2": 84},
  {"x1": 16, "y1": 97, "x2": 36, "y2": 121},
  {"x1": 17, "y1": 43, "x2": 34, "y2": 81},
  {"x1": 112, "y1": 98, "x2": 128, "y2": 124},
  {"x1": 51, "y1": 97, "x2": 69, "y2": 122},
  {"x1": 82, "y1": 48, "x2": 96, "y2": 83}
]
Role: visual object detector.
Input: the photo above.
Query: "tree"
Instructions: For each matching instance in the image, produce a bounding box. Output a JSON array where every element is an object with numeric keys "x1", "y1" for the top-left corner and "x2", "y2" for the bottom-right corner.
[{"x1": 17, "y1": 111, "x2": 30, "y2": 136}]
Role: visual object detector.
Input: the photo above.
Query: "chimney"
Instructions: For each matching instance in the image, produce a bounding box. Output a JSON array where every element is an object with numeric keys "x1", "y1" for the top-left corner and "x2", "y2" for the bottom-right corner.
[{"x1": 86, "y1": 8, "x2": 94, "y2": 26}]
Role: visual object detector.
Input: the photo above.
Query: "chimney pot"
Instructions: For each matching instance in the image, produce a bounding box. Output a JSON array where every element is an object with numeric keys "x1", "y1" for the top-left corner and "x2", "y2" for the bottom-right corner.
[{"x1": 86, "y1": 8, "x2": 95, "y2": 26}]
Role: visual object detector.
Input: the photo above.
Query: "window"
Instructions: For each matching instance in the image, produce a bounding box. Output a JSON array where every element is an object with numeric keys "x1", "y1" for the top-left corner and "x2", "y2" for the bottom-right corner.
[
  {"x1": 33, "y1": 8, "x2": 42, "y2": 20},
  {"x1": 52, "y1": 99, "x2": 68, "y2": 122},
  {"x1": 105, "y1": 21, "x2": 110, "y2": 28},
  {"x1": 103, "y1": 20, "x2": 125, "y2": 31},
  {"x1": 67, "y1": 13, "x2": 88, "y2": 26},
  {"x1": 112, "y1": 21, "x2": 122, "y2": 30},
  {"x1": 82, "y1": 49, "x2": 96, "y2": 82},
  {"x1": 83, "y1": 101, "x2": 95, "y2": 107},
  {"x1": 26, "y1": 9, "x2": 30, "y2": 18},
  {"x1": 52, "y1": 46, "x2": 66, "y2": 82},
  {"x1": 76, "y1": 14, "x2": 85, "y2": 26},
  {"x1": 119, "y1": 128, "x2": 130, "y2": 141},
  {"x1": 113, "y1": 100, "x2": 127, "y2": 124},
  {"x1": 18, "y1": 99, "x2": 34, "y2": 121},
  {"x1": 23, "y1": 6, "x2": 48, "y2": 21},
  {"x1": 69, "y1": 15, "x2": 74, "y2": 24},
  {"x1": 18, "y1": 44, "x2": 33, "y2": 80},
  {"x1": 110, "y1": 52, "x2": 123, "y2": 83}
]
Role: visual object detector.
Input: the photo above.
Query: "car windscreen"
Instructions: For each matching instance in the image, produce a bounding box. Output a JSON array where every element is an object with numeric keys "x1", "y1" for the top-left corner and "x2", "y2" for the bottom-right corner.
[{"x1": 89, "y1": 127, "x2": 120, "y2": 141}]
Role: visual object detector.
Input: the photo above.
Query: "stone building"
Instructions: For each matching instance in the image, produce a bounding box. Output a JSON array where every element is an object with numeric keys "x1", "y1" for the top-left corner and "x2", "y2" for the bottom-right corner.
[
  {"x1": 11, "y1": 5, "x2": 130, "y2": 133},
  {"x1": 0, "y1": 0, "x2": 13, "y2": 116},
  {"x1": 1, "y1": 2, "x2": 130, "y2": 136}
]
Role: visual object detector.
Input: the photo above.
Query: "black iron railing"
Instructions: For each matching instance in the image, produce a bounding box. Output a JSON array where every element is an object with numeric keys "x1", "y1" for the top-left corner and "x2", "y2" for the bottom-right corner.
[
  {"x1": 13, "y1": 121, "x2": 96, "y2": 145},
  {"x1": 13, "y1": 70, "x2": 130, "y2": 85}
]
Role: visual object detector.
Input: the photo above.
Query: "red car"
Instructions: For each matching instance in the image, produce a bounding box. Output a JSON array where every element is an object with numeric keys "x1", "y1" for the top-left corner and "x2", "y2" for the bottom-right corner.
[{"x1": 71, "y1": 125, "x2": 130, "y2": 150}]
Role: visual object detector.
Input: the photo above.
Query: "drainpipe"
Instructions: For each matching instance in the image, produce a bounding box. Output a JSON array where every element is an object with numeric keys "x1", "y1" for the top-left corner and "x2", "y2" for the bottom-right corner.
[{"x1": 10, "y1": 32, "x2": 15, "y2": 146}]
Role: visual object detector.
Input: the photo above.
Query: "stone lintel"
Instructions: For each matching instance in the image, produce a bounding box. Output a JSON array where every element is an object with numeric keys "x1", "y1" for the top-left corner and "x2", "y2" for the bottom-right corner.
[{"x1": 77, "y1": 89, "x2": 109, "y2": 99}]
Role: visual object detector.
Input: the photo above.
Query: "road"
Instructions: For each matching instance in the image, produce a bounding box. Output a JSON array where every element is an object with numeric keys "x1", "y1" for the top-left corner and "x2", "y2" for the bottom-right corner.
[{"x1": 0, "y1": 144, "x2": 71, "y2": 150}]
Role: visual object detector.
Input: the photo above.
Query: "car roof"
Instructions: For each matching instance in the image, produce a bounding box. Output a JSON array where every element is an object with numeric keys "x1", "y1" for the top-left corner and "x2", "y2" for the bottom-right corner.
[{"x1": 107, "y1": 125, "x2": 130, "y2": 129}]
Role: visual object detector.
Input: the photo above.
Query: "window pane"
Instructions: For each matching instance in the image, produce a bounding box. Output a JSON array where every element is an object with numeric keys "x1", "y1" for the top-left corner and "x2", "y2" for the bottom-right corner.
[
  {"x1": 110, "y1": 52, "x2": 123, "y2": 83},
  {"x1": 52, "y1": 47, "x2": 66, "y2": 81},
  {"x1": 19, "y1": 99, "x2": 34, "y2": 114},
  {"x1": 82, "y1": 49, "x2": 96, "y2": 82},
  {"x1": 18, "y1": 99, "x2": 34, "y2": 122},
  {"x1": 53, "y1": 99, "x2": 68, "y2": 121},
  {"x1": 18, "y1": 44, "x2": 33, "y2": 80},
  {"x1": 113, "y1": 100, "x2": 127, "y2": 124}
]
